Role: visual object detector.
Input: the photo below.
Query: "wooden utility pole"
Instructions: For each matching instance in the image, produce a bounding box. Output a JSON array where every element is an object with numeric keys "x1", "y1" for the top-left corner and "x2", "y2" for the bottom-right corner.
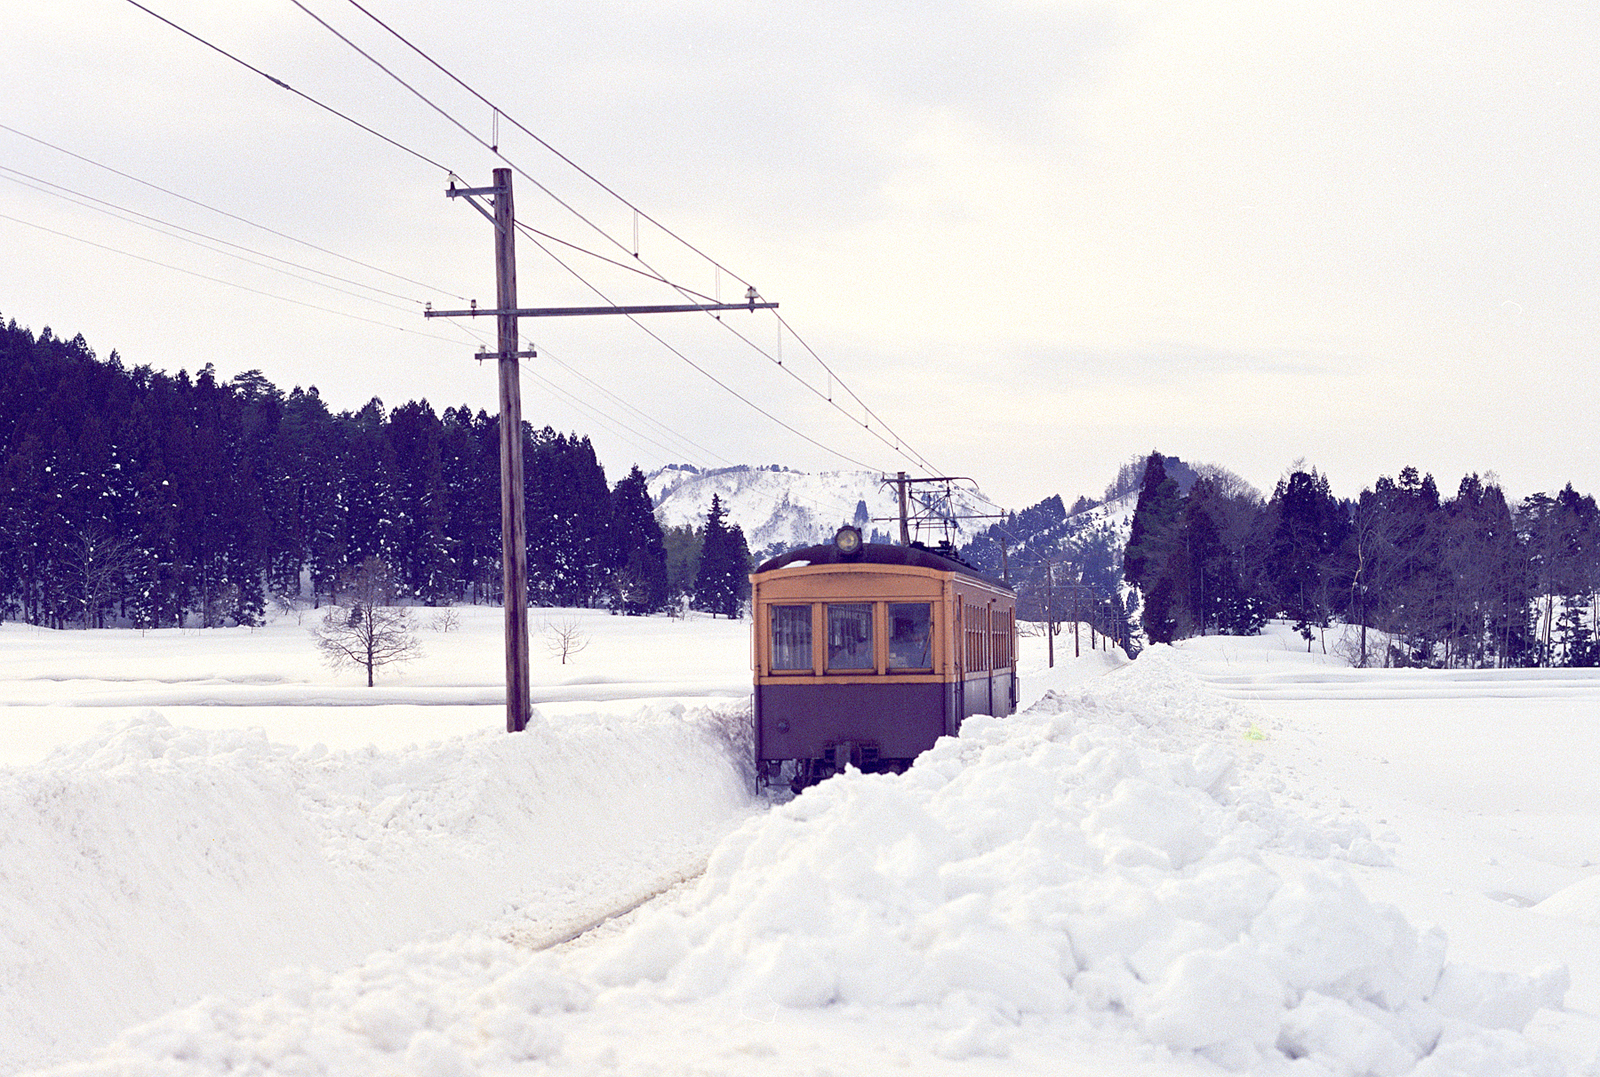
[
  {"x1": 438, "y1": 168, "x2": 533, "y2": 732},
  {"x1": 896, "y1": 471, "x2": 912, "y2": 546},
  {"x1": 1045, "y1": 562, "x2": 1055, "y2": 668},
  {"x1": 491, "y1": 169, "x2": 531, "y2": 733},
  {"x1": 1072, "y1": 576, "x2": 1081, "y2": 658},
  {"x1": 427, "y1": 169, "x2": 776, "y2": 735}
]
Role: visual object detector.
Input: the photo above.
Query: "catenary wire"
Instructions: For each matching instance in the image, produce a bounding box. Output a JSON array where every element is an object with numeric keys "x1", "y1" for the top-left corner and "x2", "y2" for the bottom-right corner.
[
  {"x1": 515, "y1": 222, "x2": 884, "y2": 472},
  {"x1": 123, "y1": 0, "x2": 452, "y2": 174},
  {"x1": 536, "y1": 337, "x2": 869, "y2": 523},
  {"x1": 514, "y1": 346, "x2": 715, "y2": 472},
  {"x1": 123, "y1": 0, "x2": 960, "y2": 492},
  {"x1": 338, "y1": 0, "x2": 754, "y2": 290},
  {"x1": 773, "y1": 314, "x2": 941, "y2": 473},
  {"x1": 298, "y1": 0, "x2": 940, "y2": 478},
  {"x1": 318, "y1": 0, "x2": 946, "y2": 479},
  {"x1": 284, "y1": 0, "x2": 886, "y2": 473},
  {"x1": 709, "y1": 311, "x2": 942, "y2": 476},
  {"x1": 536, "y1": 348, "x2": 736, "y2": 469},
  {"x1": 515, "y1": 222, "x2": 720, "y2": 304},
  {"x1": 286, "y1": 0, "x2": 690, "y2": 310}
]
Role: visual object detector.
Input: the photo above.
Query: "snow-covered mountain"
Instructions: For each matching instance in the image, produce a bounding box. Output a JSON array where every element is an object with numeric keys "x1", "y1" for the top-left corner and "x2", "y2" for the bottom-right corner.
[
  {"x1": 648, "y1": 464, "x2": 1002, "y2": 560},
  {"x1": 955, "y1": 487, "x2": 1137, "y2": 584}
]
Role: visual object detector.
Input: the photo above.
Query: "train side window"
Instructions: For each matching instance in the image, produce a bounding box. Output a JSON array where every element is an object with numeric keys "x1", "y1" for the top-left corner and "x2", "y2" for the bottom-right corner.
[
  {"x1": 887, "y1": 602, "x2": 932, "y2": 670},
  {"x1": 770, "y1": 605, "x2": 813, "y2": 671},
  {"x1": 826, "y1": 603, "x2": 874, "y2": 670}
]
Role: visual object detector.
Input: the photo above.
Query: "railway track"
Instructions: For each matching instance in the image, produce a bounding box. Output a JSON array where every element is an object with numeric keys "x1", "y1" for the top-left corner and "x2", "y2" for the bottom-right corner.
[
  {"x1": 496, "y1": 790, "x2": 791, "y2": 954},
  {"x1": 503, "y1": 860, "x2": 710, "y2": 953}
]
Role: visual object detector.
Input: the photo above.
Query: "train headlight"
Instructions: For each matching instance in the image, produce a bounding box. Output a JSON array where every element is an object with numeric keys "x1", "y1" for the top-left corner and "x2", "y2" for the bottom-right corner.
[{"x1": 834, "y1": 525, "x2": 863, "y2": 557}]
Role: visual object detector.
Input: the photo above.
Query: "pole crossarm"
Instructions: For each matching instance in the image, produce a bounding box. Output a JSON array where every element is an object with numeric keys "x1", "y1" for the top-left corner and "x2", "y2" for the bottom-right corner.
[
  {"x1": 868, "y1": 515, "x2": 1008, "y2": 526},
  {"x1": 447, "y1": 181, "x2": 506, "y2": 230},
  {"x1": 425, "y1": 301, "x2": 777, "y2": 319},
  {"x1": 475, "y1": 349, "x2": 538, "y2": 360},
  {"x1": 435, "y1": 167, "x2": 779, "y2": 735}
]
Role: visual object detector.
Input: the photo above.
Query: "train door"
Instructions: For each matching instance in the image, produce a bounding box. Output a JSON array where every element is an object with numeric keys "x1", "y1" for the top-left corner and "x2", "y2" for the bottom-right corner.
[
  {"x1": 952, "y1": 598, "x2": 964, "y2": 733},
  {"x1": 985, "y1": 600, "x2": 995, "y2": 716}
]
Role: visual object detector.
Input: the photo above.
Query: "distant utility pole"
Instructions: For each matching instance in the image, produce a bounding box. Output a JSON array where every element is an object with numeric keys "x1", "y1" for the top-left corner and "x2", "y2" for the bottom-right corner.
[
  {"x1": 426, "y1": 169, "x2": 776, "y2": 734},
  {"x1": 896, "y1": 472, "x2": 912, "y2": 546},
  {"x1": 876, "y1": 473, "x2": 1006, "y2": 549},
  {"x1": 1046, "y1": 561, "x2": 1055, "y2": 668}
]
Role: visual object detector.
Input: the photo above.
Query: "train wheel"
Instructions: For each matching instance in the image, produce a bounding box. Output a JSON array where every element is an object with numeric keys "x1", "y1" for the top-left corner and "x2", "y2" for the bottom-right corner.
[{"x1": 790, "y1": 758, "x2": 831, "y2": 793}]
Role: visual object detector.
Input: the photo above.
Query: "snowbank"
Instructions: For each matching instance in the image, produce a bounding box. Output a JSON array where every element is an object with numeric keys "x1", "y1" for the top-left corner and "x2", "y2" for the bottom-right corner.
[
  {"x1": 30, "y1": 648, "x2": 1568, "y2": 1076},
  {"x1": 0, "y1": 704, "x2": 755, "y2": 1074}
]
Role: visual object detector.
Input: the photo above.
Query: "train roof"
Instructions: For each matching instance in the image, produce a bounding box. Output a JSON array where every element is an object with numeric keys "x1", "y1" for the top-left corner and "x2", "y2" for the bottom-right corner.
[{"x1": 755, "y1": 541, "x2": 1014, "y2": 593}]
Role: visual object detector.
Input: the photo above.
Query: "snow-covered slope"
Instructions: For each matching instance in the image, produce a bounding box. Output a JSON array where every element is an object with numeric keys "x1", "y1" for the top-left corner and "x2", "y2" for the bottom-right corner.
[
  {"x1": 0, "y1": 609, "x2": 757, "y2": 1075},
  {"x1": 648, "y1": 464, "x2": 999, "y2": 558}
]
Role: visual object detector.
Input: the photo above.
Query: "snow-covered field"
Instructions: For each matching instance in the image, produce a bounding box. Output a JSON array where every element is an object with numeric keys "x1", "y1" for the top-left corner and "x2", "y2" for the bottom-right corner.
[{"x1": 2, "y1": 612, "x2": 1597, "y2": 1074}]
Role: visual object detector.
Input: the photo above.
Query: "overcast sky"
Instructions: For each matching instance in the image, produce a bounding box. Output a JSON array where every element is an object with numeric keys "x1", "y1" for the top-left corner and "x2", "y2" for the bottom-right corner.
[{"x1": 6, "y1": 1, "x2": 1598, "y2": 511}]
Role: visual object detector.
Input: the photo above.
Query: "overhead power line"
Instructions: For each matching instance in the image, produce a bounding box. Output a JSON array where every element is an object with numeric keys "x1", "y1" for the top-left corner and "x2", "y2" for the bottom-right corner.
[
  {"x1": 515, "y1": 353, "x2": 697, "y2": 469},
  {"x1": 337, "y1": 0, "x2": 756, "y2": 292},
  {"x1": 0, "y1": 165, "x2": 424, "y2": 312},
  {"x1": 0, "y1": 210, "x2": 474, "y2": 347},
  {"x1": 0, "y1": 122, "x2": 468, "y2": 301},
  {"x1": 536, "y1": 345, "x2": 736, "y2": 469},
  {"x1": 315, "y1": 0, "x2": 945, "y2": 478},
  {"x1": 121, "y1": 0, "x2": 962, "y2": 491},
  {"x1": 513, "y1": 222, "x2": 880, "y2": 472}
]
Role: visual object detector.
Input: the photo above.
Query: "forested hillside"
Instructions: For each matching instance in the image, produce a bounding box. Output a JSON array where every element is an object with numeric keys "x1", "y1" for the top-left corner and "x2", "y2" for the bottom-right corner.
[
  {"x1": 0, "y1": 318, "x2": 691, "y2": 628},
  {"x1": 979, "y1": 451, "x2": 1600, "y2": 669}
]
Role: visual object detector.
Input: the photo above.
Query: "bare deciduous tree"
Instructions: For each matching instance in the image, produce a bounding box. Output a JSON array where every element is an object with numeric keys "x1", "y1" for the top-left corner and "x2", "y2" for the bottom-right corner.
[
  {"x1": 65, "y1": 525, "x2": 137, "y2": 629},
  {"x1": 312, "y1": 558, "x2": 419, "y2": 686},
  {"x1": 543, "y1": 616, "x2": 589, "y2": 665}
]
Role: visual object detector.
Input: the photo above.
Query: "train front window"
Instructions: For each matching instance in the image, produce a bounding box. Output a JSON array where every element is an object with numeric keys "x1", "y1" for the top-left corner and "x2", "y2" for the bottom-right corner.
[
  {"x1": 888, "y1": 602, "x2": 932, "y2": 670},
  {"x1": 826, "y1": 603, "x2": 874, "y2": 670},
  {"x1": 770, "y1": 605, "x2": 812, "y2": 671}
]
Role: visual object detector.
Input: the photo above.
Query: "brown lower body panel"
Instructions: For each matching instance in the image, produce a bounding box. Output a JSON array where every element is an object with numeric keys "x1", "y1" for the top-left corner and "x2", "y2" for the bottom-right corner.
[{"x1": 756, "y1": 681, "x2": 951, "y2": 762}]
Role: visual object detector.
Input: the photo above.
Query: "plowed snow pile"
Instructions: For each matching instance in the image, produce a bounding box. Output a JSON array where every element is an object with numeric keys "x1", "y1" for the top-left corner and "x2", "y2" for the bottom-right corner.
[
  {"x1": 24, "y1": 647, "x2": 1571, "y2": 1076},
  {"x1": 0, "y1": 704, "x2": 755, "y2": 1075}
]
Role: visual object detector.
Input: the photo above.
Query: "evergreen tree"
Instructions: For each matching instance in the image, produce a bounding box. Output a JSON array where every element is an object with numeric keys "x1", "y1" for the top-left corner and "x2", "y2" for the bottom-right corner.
[
  {"x1": 727, "y1": 521, "x2": 751, "y2": 612},
  {"x1": 693, "y1": 494, "x2": 748, "y2": 617},
  {"x1": 388, "y1": 400, "x2": 453, "y2": 604},
  {"x1": 525, "y1": 428, "x2": 614, "y2": 607},
  {"x1": 661, "y1": 523, "x2": 703, "y2": 607},
  {"x1": 440, "y1": 407, "x2": 499, "y2": 604},
  {"x1": 285, "y1": 387, "x2": 346, "y2": 607},
  {"x1": 1555, "y1": 596, "x2": 1598, "y2": 667},
  {"x1": 1264, "y1": 467, "x2": 1349, "y2": 637},
  {"x1": 341, "y1": 397, "x2": 400, "y2": 572},
  {"x1": 1438, "y1": 475, "x2": 1528, "y2": 667},
  {"x1": 1123, "y1": 453, "x2": 1182, "y2": 593},
  {"x1": 1123, "y1": 452, "x2": 1183, "y2": 643},
  {"x1": 609, "y1": 465, "x2": 669, "y2": 614}
]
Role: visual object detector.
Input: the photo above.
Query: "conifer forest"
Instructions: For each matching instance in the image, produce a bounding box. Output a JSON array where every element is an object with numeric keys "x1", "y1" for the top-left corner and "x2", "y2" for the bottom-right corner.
[{"x1": 0, "y1": 318, "x2": 751, "y2": 629}]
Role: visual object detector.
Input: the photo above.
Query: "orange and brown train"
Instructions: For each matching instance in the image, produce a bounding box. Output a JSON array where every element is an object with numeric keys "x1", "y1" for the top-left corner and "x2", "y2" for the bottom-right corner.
[{"x1": 750, "y1": 526, "x2": 1018, "y2": 790}]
